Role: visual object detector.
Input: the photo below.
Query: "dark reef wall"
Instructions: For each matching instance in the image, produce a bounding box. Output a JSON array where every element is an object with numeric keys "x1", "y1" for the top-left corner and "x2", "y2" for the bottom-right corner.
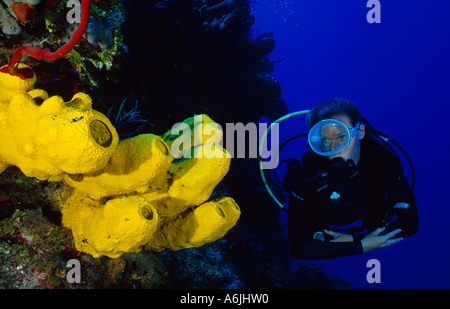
[{"x1": 104, "y1": 0, "x2": 288, "y2": 131}]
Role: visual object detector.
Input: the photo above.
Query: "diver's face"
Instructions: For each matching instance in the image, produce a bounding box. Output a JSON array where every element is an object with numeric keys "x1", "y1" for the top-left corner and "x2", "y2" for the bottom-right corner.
[{"x1": 326, "y1": 114, "x2": 365, "y2": 164}]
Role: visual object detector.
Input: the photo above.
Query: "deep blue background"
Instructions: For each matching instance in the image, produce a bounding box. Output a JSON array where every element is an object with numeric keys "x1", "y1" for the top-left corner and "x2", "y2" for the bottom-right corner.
[{"x1": 252, "y1": 0, "x2": 450, "y2": 288}]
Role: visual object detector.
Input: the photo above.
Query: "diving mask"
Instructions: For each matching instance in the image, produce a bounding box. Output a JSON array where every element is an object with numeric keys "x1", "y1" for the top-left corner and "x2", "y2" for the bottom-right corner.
[{"x1": 308, "y1": 119, "x2": 361, "y2": 156}]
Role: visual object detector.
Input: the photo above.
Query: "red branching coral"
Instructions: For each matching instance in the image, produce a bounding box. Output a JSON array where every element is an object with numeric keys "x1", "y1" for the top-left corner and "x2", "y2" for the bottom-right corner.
[{"x1": 0, "y1": 0, "x2": 93, "y2": 79}]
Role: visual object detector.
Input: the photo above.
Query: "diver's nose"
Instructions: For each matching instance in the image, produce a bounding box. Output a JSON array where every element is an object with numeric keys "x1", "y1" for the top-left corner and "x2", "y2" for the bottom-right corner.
[{"x1": 330, "y1": 140, "x2": 337, "y2": 151}]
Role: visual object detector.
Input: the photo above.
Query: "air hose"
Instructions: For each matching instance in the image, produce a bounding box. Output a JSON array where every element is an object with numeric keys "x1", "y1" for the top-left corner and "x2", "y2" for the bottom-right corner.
[{"x1": 258, "y1": 110, "x2": 310, "y2": 210}]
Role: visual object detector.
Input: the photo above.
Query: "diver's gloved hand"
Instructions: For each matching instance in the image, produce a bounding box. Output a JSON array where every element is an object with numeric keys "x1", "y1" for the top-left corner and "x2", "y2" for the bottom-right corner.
[{"x1": 327, "y1": 157, "x2": 357, "y2": 183}]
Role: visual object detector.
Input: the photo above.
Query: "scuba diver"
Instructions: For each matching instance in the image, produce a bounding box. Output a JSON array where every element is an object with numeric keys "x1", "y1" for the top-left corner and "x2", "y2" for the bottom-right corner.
[{"x1": 282, "y1": 98, "x2": 418, "y2": 260}]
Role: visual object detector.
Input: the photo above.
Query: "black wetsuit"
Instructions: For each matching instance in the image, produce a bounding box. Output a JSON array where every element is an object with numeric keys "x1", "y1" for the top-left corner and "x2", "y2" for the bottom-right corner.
[{"x1": 284, "y1": 134, "x2": 419, "y2": 260}]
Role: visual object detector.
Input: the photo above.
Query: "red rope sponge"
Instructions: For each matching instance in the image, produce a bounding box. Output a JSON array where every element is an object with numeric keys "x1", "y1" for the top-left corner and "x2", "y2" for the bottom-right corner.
[{"x1": 1, "y1": 0, "x2": 93, "y2": 79}]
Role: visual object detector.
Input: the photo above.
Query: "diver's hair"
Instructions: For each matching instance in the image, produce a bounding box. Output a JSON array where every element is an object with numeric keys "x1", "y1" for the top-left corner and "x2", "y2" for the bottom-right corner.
[{"x1": 306, "y1": 97, "x2": 361, "y2": 129}]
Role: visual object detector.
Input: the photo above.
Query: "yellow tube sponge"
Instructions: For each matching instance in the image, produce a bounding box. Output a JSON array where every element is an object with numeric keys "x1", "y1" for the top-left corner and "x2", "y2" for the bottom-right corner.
[
  {"x1": 62, "y1": 191, "x2": 159, "y2": 258},
  {"x1": 0, "y1": 64, "x2": 36, "y2": 103},
  {"x1": 150, "y1": 114, "x2": 231, "y2": 216},
  {"x1": 65, "y1": 134, "x2": 173, "y2": 199},
  {"x1": 146, "y1": 197, "x2": 240, "y2": 252},
  {"x1": 134, "y1": 142, "x2": 231, "y2": 218},
  {"x1": 0, "y1": 91, "x2": 119, "y2": 180},
  {"x1": 163, "y1": 145, "x2": 230, "y2": 213}
]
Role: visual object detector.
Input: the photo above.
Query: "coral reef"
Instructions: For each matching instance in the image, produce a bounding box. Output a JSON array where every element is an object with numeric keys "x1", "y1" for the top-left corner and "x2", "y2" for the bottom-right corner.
[
  {"x1": 0, "y1": 0, "x2": 125, "y2": 91},
  {"x1": 4, "y1": 0, "x2": 93, "y2": 70},
  {"x1": 0, "y1": 0, "x2": 351, "y2": 289},
  {"x1": 0, "y1": 0, "x2": 52, "y2": 35},
  {"x1": 84, "y1": 16, "x2": 113, "y2": 49}
]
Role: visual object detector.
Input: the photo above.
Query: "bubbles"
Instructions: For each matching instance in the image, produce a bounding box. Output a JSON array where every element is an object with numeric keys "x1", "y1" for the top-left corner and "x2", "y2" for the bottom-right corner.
[
  {"x1": 254, "y1": 0, "x2": 300, "y2": 22},
  {"x1": 250, "y1": 0, "x2": 304, "y2": 35}
]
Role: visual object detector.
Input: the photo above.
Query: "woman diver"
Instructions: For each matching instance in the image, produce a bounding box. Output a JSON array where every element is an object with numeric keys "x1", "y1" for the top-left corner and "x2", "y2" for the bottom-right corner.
[{"x1": 283, "y1": 98, "x2": 418, "y2": 259}]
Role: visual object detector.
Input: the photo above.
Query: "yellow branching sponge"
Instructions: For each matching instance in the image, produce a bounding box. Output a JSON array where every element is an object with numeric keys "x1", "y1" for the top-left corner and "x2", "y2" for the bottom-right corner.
[
  {"x1": 60, "y1": 115, "x2": 240, "y2": 257},
  {"x1": 61, "y1": 128, "x2": 238, "y2": 257},
  {"x1": 1, "y1": 64, "x2": 240, "y2": 258}
]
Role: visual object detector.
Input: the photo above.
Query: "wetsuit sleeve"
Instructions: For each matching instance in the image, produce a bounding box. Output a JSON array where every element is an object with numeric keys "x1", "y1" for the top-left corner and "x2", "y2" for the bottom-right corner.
[
  {"x1": 383, "y1": 175, "x2": 419, "y2": 238},
  {"x1": 287, "y1": 197, "x2": 363, "y2": 260}
]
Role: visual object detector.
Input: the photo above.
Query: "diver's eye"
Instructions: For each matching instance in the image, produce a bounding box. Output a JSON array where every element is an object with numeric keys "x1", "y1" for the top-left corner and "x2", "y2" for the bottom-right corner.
[
  {"x1": 337, "y1": 135, "x2": 347, "y2": 143},
  {"x1": 322, "y1": 137, "x2": 331, "y2": 146}
]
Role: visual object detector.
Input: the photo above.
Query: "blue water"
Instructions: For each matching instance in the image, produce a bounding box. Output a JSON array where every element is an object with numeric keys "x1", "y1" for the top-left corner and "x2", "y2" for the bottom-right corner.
[{"x1": 252, "y1": 0, "x2": 450, "y2": 288}]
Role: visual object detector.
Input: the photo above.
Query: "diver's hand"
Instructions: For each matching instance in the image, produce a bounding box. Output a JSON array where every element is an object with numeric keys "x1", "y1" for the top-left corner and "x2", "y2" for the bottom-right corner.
[
  {"x1": 361, "y1": 227, "x2": 403, "y2": 253},
  {"x1": 324, "y1": 230, "x2": 353, "y2": 242}
]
